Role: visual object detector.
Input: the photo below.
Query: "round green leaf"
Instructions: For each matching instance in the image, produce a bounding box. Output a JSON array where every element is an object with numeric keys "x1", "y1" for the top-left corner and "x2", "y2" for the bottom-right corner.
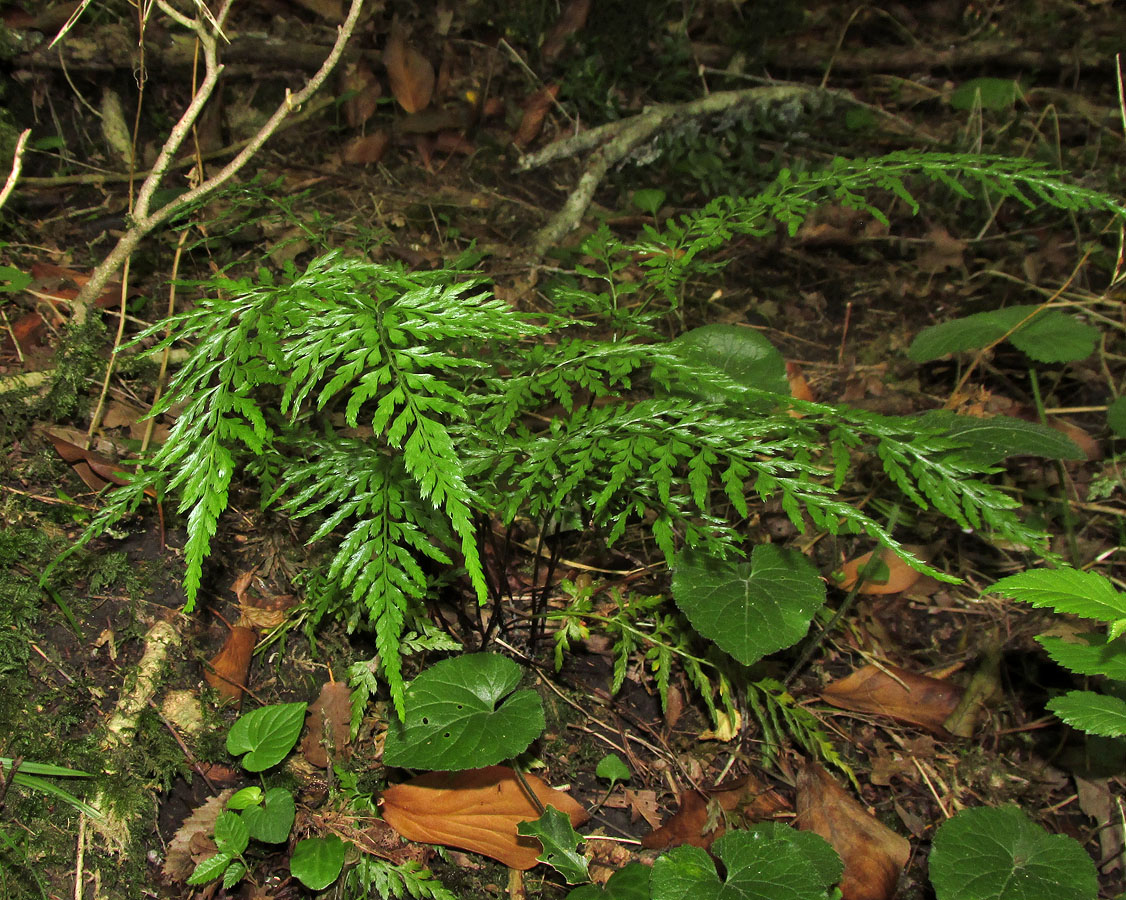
[
  {"x1": 595, "y1": 753, "x2": 631, "y2": 785},
  {"x1": 382, "y1": 653, "x2": 545, "y2": 771},
  {"x1": 670, "y1": 324, "x2": 789, "y2": 403},
  {"x1": 650, "y1": 825, "x2": 841, "y2": 900},
  {"x1": 672, "y1": 545, "x2": 826, "y2": 666},
  {"x1": 950, "y1": 78, "x2": 1021, "y2": 111},
  {"x1": 1009, "y1": 311, "x2": 1098, "y2": 363},
  {"x1": 226, "y1": 786, "x2": 263, "y2": 810},
  {"x1": 241, "y1": 787, "x2": 295, "y2": 843},
  {"x1": 1107, "y1": 396, "x2": 1126, "y2": 438},
  {"x1": 930, "y1": 805, "x2": 1097, "y2": 900},
  {"x1": 290, "y1": 835, "x2": 346, "y2": 891},
  {"x1": 226, "y1": 702, "x2": 307, "y2": 772}
]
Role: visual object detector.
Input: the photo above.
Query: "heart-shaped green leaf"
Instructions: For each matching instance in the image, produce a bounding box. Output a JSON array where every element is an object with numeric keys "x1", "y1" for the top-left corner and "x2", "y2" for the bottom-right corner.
[
  {"x1": 672, "y1": 545, "x2": 826, "y2": 666},
  {"x1": 290, "y1": 835, "x2": 345, "y2": 891},
  {"x1": 226, "y1": 702, "x2": 307, "y2": 772},
  {"x1": 518, "y1": 806, "x2": 590, "y2": 884},
  {"x1": 650, "y1": 825, "x2": 841, "y2": 900},
  {"x1": 241, "y1": 787, "x2": 295, "y2": 843},
  {"x1": 929, "y1": 805, "x2": 1097, "y2": 900},
  {"x1": 382, "y1": 653, "x2": 545, "y2": 770},
  {"x1": 595, "y1": 753, "x2": 631, "y2": 786},
  {"x1": 567, "y1": 863, "x2": 651, "y2": 899}
]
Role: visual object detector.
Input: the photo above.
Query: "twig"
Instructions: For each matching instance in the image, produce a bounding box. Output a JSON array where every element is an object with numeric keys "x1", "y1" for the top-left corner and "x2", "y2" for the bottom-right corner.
[
  {"x1": 0, "y1": 128, "x2": 31, "y2": 211},
  {"x1": 65, "y1": 0, "x2": 364, "y2": 326},
  {"x1": 519, "y1": 86, "x2": 824, "y2": 256}
]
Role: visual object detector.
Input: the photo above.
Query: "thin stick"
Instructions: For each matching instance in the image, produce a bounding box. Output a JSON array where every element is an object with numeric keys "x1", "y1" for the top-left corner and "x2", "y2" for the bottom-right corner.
[{"x1": 0, "y1": 128, "x2": 31, "y2": 211}]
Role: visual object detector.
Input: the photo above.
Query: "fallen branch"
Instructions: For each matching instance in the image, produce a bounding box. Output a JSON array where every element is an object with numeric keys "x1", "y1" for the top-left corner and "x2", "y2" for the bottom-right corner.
[
  {"x1": 519, "y1": 86, "x2": 826, "y2": 257},
  {"x1": 64, "y1": 0, "x2": 364, "y2": 326}
]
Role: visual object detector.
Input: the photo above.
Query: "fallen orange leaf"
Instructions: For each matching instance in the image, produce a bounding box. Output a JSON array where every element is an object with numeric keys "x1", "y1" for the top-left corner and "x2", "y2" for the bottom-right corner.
[
  {"x1": 379, "y1": 766, "x2": 589, "y2": 870},
  {"x1": 796, "y1": 763, "x2": 909, "y2": 900},
  {"x1": 514, "y1": 84, "x2": 559, "y2": 149},
  {"x1": 300, "y1": 681, "x2": 352, "y2": 768},
  {"x1": 641, "y1": 775, "x2": 788, "y2": 851},
  {"x1": 384, "y1": 17, "x2": 434, "y2": 114},
  {"x1": 820, "y1": 663, "x2": 962, "y2": 734},
  {"x1": 833, "y1": 547, "x2": 925, "y2": 595},
  {"x1": 204, "y1": 625, "x2": 256, "y2": 704}
]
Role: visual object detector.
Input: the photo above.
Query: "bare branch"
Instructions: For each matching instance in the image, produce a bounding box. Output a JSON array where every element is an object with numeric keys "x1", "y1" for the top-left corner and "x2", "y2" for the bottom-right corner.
[{"x1": 0, "y1": 129, "x2": 31, "y2": 212}]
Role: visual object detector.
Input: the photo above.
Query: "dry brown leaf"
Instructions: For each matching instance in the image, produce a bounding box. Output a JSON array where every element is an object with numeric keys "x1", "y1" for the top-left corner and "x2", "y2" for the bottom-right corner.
[
  {"x1": 45, "y1": 430, "x2": 159, "y2": 497},
  {"x1": 300, "y1": 681, "x2": 352, "y2": 768},
  {"x1": 379, "y1": 766, "x2": 589, "y2": 869},
  {"x1": 786, "y1": 361, "x2": 815, "y2": 402},
  {"x1": 162, "y1": 789, "x2": 233, "y2": 882},
  {"x1": 641, "y1": 775, "x2": 787, "y2": 850},
  {"x1": 624, "y1": 788, "x2": 662, "y2": 829},
  {"x1": 541, "y1": 0, "x2": 592, "y2": 62},
  {"x1": 796, "y1": 764, "x2": 909, "y2": 900},
  {"x1": 384, "y1": 18, "x2": 435, "y2": 114},
  {"x1": 341, "y1": 132, "x2": 391, "y2": 165},
  {"x1": 340, "y1": 61, "x2": 382, "y2": 127},
  {"x1": 288, "y1": 0, "x2": 343, "y2": 22},
  {"x1": 916, "y1": 225, "x2": 966, "y2": 273},
  {"x1": 514, "y1": 84, "x2": 558, "y2": 148},
  {"x1": 833, "y1": 546, "x2": 925, "y2": 595},
  {"x1": 204, "y1": 625, "x2": 256, "y2": 704},
  {"x1": 820, "y1": 664, "x2": 962, "y2": 734}
]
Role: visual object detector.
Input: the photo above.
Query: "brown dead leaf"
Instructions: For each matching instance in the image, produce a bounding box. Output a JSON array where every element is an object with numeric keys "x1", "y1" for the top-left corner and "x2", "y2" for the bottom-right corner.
[
  {"x1": 641, "y1": 775, "x2": 788, "y2": 851},
  {"x1": 541, "y1": 0, "x2": 592, "y2": 62},
  {"x1": 786, "y1": 361, "x2": 815, "y2": 402},
  {"x1": 204, "y1": 625, "x2": 256, "y2": 704},
  {"x1": 624, "y1": 788, "x2": 662, "y2": 830},
  {"x1": 340, "y1": 61, "x2": 382, "y2": 127},
  {"x1": 833, "y1": 546, "x2": 925, "y2": 595},
  {"x1": 287, "y1": 0, "x2": 343, "y2": 22},
  {"x1": 45, "y1": 430, "x2": 158, "y2": 497},
  {"x1": 916, "y1": 225, "x2": 966, "y2": 274},
  {"x1": 820, "y1": 664, "x2": 962, "y2": 734},
  {"x1": 341, "y1": 132, "x2": 391, "y2": 165},
  {"x1": 384, "y1": 17, "x2": 435, "y2": 114},
  {"x1": 162, "y1": 789, "x2": 234, "y2": 882},
  {"x1": 514, "y1": 84, "x2": 559, "y2": 148},
  {"x1": 301, "y1": 681, "x2": 352, "y2": 768},
  {"x1": 379, "y1": 766, "x2": 589, "y2": 870},
  {"x1": 796, "y1": 764, "x2": 909, "y2": 900}
]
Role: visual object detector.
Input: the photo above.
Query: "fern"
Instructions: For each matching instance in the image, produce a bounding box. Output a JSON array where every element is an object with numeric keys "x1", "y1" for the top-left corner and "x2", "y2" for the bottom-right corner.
[
  {"x1": 52, "y1": 148, "x2": 1121, "y2": 721},
  {"x1": 634, "y1": 151, "x2": 1126, "y2": 298}
]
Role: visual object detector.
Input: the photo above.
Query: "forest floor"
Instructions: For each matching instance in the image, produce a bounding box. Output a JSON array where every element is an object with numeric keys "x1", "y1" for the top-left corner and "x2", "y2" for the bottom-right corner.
[{"x1": 1, "y1": 1, "x2": 1125, "y2": 899}]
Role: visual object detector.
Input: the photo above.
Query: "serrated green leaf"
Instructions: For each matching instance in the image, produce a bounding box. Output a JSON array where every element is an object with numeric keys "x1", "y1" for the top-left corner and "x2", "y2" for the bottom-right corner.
[
  {"x1": 908, "y1": 306, "x2": 1095, "y2": 364},
  {"x1": 382, "y1": 654, "x2": 545, "y2": 770},
  {"x1": 517, "y1": 806, "x2": 590, "y2": 884},
  {"x1": 241, "y1": 787, "x2": 295, "y2": 843},
  {"x1": 1108, "y1": 396, "x2": 1126, "y2": 438},
  {"x1": 595, "y1": 753, "x2": 631, "y2": 785},
  {"x1": 929, "y1": 805, "x2": 1097, "y2": 900},
  {"x1": 916, "y1": 411, "x2": 1084, "y2": 466},
  {"x1": 226, "y1": 702, "x2": 307, "y2": 772},
  {"x1": 1047, "y1": 691, "x2": 1126, "y2": 738},
  {"x1": 671, "y1": 545, "x2": 826, "y2": 666},
  {"x1": 950, "y1": 78, "x2": 1021, "y2": 111},
  {"x1": 213, "y1": 810, "x2": 250, "y2": 856},
  {"x1": 567, "y1": 862, "x2": 651, "y2": 899},
  {"x1": 222, "y1": 859, "x2": 247, "y2": 890},
  {"x1": 649, "y1": 825, "x2": 842, "y2": 900},
  {"x1": 290, "y1": 835, "x2": 346, "y2": 891},
  {"x1": 1036, "y1": 634, "x2": 1126, "y2": 682},
  {"x1": 989, "y1": 568, "x2": 1126, "y2": 625},
  {"x1": 186, "y1": 852, "x2": 233, "y2": 885}
]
